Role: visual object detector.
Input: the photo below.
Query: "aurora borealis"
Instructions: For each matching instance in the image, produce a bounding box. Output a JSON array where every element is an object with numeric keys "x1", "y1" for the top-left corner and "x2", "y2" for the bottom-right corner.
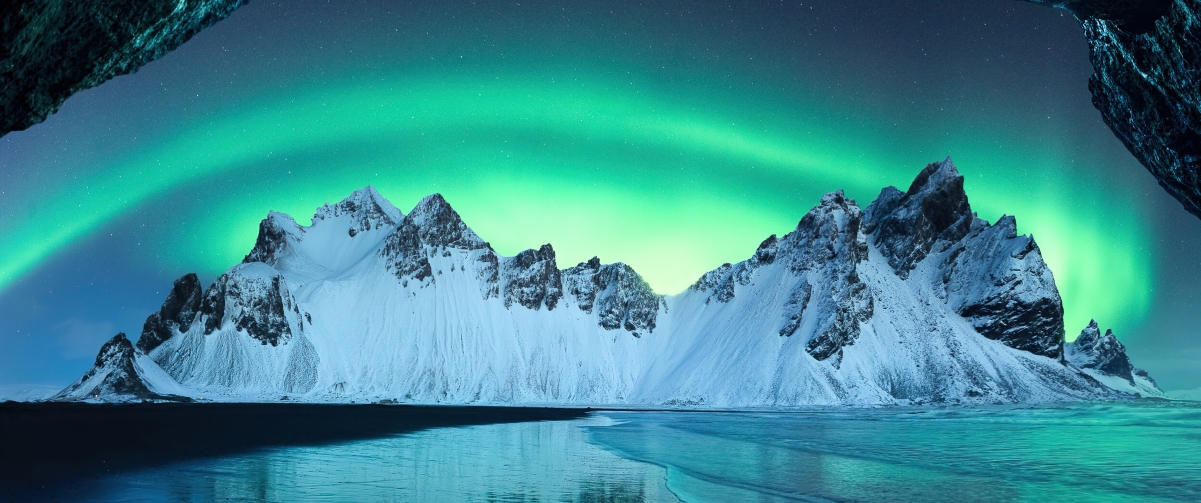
[{"x1": 2, "y1": 0, "x2": 1199, "y2": 391}]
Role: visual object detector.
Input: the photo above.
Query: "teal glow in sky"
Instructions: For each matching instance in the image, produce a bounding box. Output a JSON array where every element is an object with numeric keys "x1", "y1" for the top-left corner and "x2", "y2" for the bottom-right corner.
[
  {"x1": 0, "y1": 71, "x2": 1153, "y2": 335},
  {"x1": 2, "y1": 0, "x2": 1197, "y2": 389}
]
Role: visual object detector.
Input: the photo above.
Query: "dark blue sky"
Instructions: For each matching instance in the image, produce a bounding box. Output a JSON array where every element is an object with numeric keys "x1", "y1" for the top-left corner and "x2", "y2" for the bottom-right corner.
[{"x1": 1, "y1": 0, "x2": 1198, "y2": 393}]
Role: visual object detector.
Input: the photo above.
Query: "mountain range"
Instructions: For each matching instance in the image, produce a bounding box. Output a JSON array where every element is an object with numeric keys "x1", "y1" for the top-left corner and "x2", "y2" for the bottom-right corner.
[{"x1": 53, "y1": 158, "x2": 1163, "y2": 406}]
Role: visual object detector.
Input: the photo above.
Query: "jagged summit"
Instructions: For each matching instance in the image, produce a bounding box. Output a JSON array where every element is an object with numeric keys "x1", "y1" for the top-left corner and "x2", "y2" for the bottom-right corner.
[
  {"x1": 52, "y1": 333, "x2": 189, "y2": 403},
  {"x1": 865, "y1": 157, "x2": 972, "y2": 279},
  {"x1": 312, "y1": 186, "x2": 402, "y2": 237},
  {"x1": 138, "y1": 273, "x2": 203, "y2": 353},
  {"x1": 61, "y1": 160, "x2": 1162, "y2": 405},
  {"x1": 1066, "y1": 321, "x2": 1161, "y2": 396},
  {"x1": 403, "y1": 193, "x2": 489, "y2": 250}
]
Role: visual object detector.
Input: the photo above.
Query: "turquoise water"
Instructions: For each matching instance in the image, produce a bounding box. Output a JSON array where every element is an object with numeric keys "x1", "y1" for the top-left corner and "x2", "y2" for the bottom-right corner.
[{"x1": 26, "y1": 402, "x2": 1201, "y2": 502}]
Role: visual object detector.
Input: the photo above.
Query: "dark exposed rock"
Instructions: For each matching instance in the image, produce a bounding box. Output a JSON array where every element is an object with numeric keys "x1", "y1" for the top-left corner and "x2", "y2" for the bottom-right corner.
[
  {"x1": 243, "y1": 212, "x2": 300, "y2": 266},
  {"x1": 1065, "y1": 320, "x2": 1140, "y2": 383},
  {"x1": 50, "y1": 333, "x2": 186, "y2": 402},
  {"x1": 692, "y1": 234, "x2": 781, "y2": 303},
  {"x1": 405, "y1": 194, "x2": 488, "y2": 251},
  {"x1": 788, "y1": 192, "x2": 874, "y2": 364},
  {"x1": 865, "y1": 158, "x2": 972, "y2": 280},
  {"x1": 232, "y1": 275, "x2": 295, "y2": 347},
  {"x1": 502, "y1": 244, "x2": 563, "y2": 311},
  {"x1": 959, "y1": 297, "x2": 1065, "y2": 357},
  {"x1": 199, "y1": 264, "x2": 302, "y2": 346},
  {"x1": 1022, "y1": 0, "x2": 1201, "y2": 220},
  {"x1": 137, "y1": 273, "x2": 203, "y2": 353},
  {"x1": 563, "y1": 257, "x2": 665, "y2": 337},
  {"x1": 692, "y1": 190, "x2": 873, "y2": 364},
  {"x1": 1133, "y1": 368, "x2": 1158, "y2": 388},
  {"x1": 942, "y1": 215, "x2": 1066, "y2": 359},
  {"x1": 865, "y1": 159, "x2": 1066, "y2": 360},
  {"x1": 0, "y1": 0, "x2": 248, "y2": 136},
  {"x1": 777, "y1": 281, "x2": 812, "y2": 338},
  {"x1": 311, "y1": 186, "x2": 402, "y2": 237},
  {"x1": 1020, "y1": 0, "x2": 1173, "y2": 34},
  {"x1": 201, "y1": 278, "x2": 227, "y2": 335},
  {"x1": 380, "y1": 194, "x2": 488, "y2": 284},
  {"x1": 1084, "y1": 0, "x2": 1201, "y2": 219},
  {"x1": 477, "y1": 249, "x2": 500, "y2": 299}
]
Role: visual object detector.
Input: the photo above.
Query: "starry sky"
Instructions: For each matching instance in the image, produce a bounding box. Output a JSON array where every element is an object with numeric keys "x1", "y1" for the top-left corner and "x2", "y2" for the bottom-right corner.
[{"x1": 1, "y1": 0, "x2": 1198, "y2": 393}]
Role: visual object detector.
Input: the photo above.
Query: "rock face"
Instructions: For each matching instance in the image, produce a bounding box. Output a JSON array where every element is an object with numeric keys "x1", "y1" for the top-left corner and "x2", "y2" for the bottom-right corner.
[
  {"x1": 865, "y1": 161, "x2": 972, "y2": 280},
  {"x1": 381, "y1": 194, "x2": 491, "y2": 286},
  {"x1": 502, "y1": 244, "x2": 563, "y2": 311},
  {"x1": 137, "y1": 273, "x2": 203, "y2": 353},
  {"x1": 1022, "y1": 0, "x2": 1201, "y2": 220},
  {"x1": 51, "y1": 333, "x2": 188, "y2": 402},
  {"x1": 864, "y1": 158, "x2": 1065, "y2": 359},
  {"x1": 146, "y1": 262, "x2": 319, "y2": 397},
  {"x1": 313, "y1": 186, "x2": 402, "y2": 238},
  {"x1": 1066, "y1": 320, "x2": 1162, "y2": 395},
  {"x1": 693, "y1": 191, "x2": 873, "y2": 365},
  {"x1": 563, "y1": 258, "x2": 665, "y2": 337},
  {"x1": 200, "y1": 264, "x2": 307, "y2": 347},
  {"x1": 0, "y1": 0, "x2": 249, "y2": 136},
  {"x1": 1021, "y1": 1, "x2": 1173, "y2": 34},
  {"x1": 61, "y1": 163, "x2": 1161, "y2": 405}
]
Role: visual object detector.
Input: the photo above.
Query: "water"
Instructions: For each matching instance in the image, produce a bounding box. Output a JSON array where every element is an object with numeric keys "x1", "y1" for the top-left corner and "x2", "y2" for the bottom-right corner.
[{"x1": 18, "y1": 402, "x2": 1201, "y2": 502}]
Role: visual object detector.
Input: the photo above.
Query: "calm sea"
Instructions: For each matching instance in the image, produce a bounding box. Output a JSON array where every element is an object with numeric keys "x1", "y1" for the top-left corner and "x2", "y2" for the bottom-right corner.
[{"x1": 18, "y1": 401, "x2": 1201, "y2": 502}]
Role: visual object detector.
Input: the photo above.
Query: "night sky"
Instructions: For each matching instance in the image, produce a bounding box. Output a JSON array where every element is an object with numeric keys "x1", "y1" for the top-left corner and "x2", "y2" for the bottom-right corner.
[{"x1": 2, "y1": 0, "x2": 1199, "y2": 393}]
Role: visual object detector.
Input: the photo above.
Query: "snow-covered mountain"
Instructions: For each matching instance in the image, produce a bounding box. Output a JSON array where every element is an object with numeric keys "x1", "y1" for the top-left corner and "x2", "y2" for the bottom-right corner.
[
  {"x1": 55, "y1": 159, "x2": 1164, "y2": 405},
  {"x1": 1065, "y1": 320, "x2": 1161, "y2": 397}
]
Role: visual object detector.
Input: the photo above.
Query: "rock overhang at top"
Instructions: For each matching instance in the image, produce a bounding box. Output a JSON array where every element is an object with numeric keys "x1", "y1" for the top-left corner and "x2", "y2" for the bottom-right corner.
[
  {"x1": 1021, "y1": 0, "x2": 1201, "y2": 221},
  {"x1": 1, "y1": 0, "x2": 249, "y2": 136}
]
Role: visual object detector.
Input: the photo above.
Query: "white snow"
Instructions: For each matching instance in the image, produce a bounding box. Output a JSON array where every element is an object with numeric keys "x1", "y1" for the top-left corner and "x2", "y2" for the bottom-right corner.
[{"x1": 75, "y1": 186, "x2": 1156, "y2": 406}]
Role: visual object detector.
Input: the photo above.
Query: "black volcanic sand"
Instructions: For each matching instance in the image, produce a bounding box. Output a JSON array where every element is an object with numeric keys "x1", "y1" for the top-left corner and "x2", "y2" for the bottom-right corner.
[{"x1": 0, "y1": 402, "x2": 589, "y2": 495}]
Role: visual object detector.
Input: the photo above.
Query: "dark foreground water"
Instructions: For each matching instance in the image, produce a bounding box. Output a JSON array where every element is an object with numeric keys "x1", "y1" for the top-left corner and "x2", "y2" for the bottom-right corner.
[{"x1": 3, "y1": 401, "x2": 1199, "y2": 502}]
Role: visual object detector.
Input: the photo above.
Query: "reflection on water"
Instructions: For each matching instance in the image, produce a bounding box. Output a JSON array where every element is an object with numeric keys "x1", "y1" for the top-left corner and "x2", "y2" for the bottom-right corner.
[
  {"x1": 588, "y1": 402, "x2": 1201, "y2": 502},
  {"x1": 23, "y1": 401, "x2": 1201, "y2": 502},
  {"x1": 55, "y1": 415, "x2": 677, "y2": 503}
]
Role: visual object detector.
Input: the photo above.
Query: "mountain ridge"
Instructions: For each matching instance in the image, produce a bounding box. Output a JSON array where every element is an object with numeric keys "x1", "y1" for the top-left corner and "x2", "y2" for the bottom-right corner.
[{"x1": 54, "y1": 158, "x2": 1163, "y2": 405}]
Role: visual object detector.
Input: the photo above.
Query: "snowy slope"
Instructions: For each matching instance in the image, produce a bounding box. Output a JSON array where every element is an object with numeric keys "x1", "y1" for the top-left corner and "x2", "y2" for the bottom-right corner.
[
  {"x1": 57, "y1": 162, "x2": 1161, "y2": 405},
  {"x1": 1066, "y1": 321, "x2": 1164, "y2": 397},
  {"x1": 52, "y1": 333, "x2": 190, "y2": 402}
]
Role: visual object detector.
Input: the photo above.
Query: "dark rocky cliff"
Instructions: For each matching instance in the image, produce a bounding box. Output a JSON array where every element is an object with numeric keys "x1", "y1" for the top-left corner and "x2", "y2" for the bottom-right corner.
[
  {"x1": 1, "y1": 0, "x2": 249, "y2": 136},
  {"x1": 1022, "y1": 0, "x2": 1201, "y2": 219}
]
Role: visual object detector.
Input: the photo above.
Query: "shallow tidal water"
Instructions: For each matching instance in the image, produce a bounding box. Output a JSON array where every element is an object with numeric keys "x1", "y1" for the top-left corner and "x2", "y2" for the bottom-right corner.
[{"x1": 20, "y1": 401, "x2": 1201, "y2": 502}]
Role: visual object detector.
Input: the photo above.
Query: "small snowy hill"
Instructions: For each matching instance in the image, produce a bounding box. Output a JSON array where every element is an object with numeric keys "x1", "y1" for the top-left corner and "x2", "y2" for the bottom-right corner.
[
  {"x1": 56, "y1": 160, "x2": 1163, "y2": 405},
  {"x1": 52, "y1": 333, "x2": 190, "y2": 402},
  {"x1": 1065, "y1": 321, "x2": 1162, "y2": 397}
]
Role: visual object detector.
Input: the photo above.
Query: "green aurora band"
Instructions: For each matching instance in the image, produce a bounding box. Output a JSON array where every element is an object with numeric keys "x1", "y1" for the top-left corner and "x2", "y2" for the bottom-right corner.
[{"x1": 0, "y1": 72, "x2": 1153, "y2": 339}]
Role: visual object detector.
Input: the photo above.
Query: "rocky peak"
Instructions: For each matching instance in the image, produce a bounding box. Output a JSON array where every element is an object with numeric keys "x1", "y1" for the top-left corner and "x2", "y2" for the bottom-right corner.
[
  {"x1": 381, "y1": 194, "x2": 491, "y2": 284},
  {"x1": 50, "y1": 333, "x2": 182, "y2": 402},
  {"x1": 312, "y1": 186, "x2": 402, "y2": 237},
  {"x1": 689, "y1": 189, "x2": 872, "y2": 366},
  {"x1": 865, "y1": 157, "x2": 973, "y2": 279},
  {"x1": 563, "y1": 258, "x2": 664, "y2": 337},
  {"x1": 406, "y1": 194, "x2": 488, "y2": 250},
  {"x1": 502, "y1": 244, "x2": 564, "y2": 310},
  {"x1": 943, "y1": 213, "x2": 1066, "y2": 360},
  {"x1": 199, "y1": 263, "x2": 306, "y2": 347},
  {"x1": 1076, "y1": 320, "x2": 1103, "y2": 348},
  {"x1": 137, "y1": 272, "x2": 204, "y2": 353},
  {"x1": 787, "y1": 190, "x2": 868, "y2": 269},
  {"x1": 1066, "y1": 320, "x2": 1137, "y2": 383},
  {"x1": 243, "y1": 211, "x2": 302, "y2": 265}
]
